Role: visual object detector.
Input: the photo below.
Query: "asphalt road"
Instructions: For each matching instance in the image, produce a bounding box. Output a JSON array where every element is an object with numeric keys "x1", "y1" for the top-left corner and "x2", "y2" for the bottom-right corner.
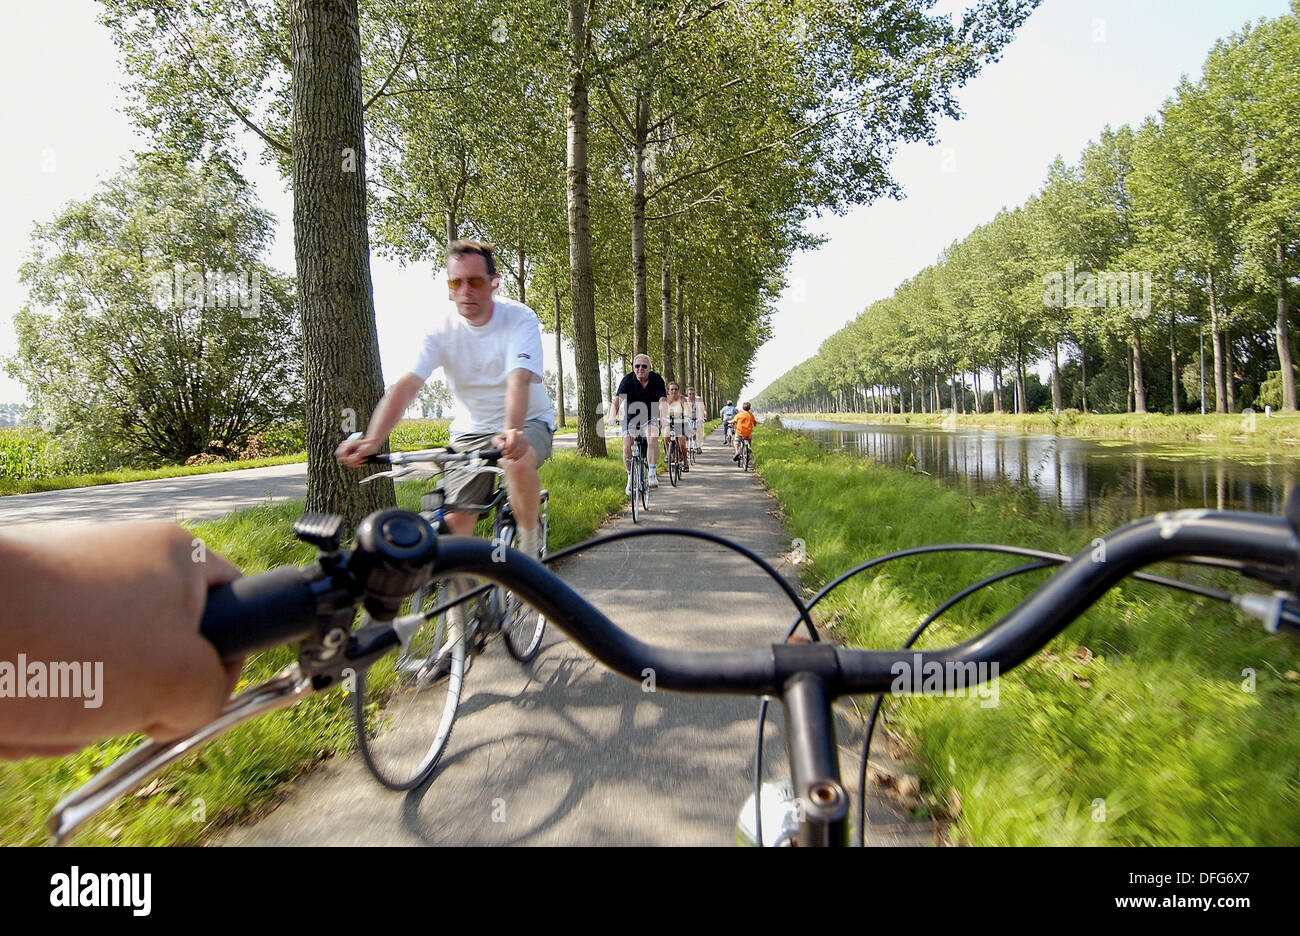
[
  {"x1": 0, "y1": 436, "x2": 579, "y2": 531},
  {"x1": 217, "y1": 430, "x2": 929, "y2": 846}
]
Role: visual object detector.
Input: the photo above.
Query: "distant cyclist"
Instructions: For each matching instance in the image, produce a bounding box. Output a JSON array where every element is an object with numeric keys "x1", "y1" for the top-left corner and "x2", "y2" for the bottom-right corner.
[
  {"x1": 665, "y1": 381, "x2": 689, "y2": 471},
  {"x1": 608, "y1": 353, "x2": 667, "y2": 492},
  {"x1": 685, "y1": 386, "x2": 707, "y2": 453},
  {"x1": 720, "y1": 400, "x2": 737, "y2": 443},
  {"x1": 731, "y1": 401, "x2": 756, "y2": 463}
]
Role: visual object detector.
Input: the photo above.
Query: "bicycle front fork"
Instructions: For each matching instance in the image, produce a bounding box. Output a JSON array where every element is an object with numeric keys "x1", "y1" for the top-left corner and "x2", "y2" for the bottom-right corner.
[{"x1": 782, "y1": 674, "x2": 850, "y2": 846}]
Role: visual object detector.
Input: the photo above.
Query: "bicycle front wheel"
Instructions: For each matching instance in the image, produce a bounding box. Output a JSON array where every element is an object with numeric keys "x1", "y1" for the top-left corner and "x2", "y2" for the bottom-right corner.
[
  {"x1": 352, "y1": 579, "x2": 466, "y2": 791},
  {"x1": 667, "y1": 446, "x2": 679, "y2": 486},
  {"x1": 630, "y1": 456, "x2": 640, "y2": 523},
  {"x1": 501, "y1": 494, "x2": 549, "y2": 662}
]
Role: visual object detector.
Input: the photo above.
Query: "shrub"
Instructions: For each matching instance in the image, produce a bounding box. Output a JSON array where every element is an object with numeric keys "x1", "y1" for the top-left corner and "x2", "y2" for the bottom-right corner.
[{"x1": 1254, "y1": 369, "x2": 1298, "y2": 410}]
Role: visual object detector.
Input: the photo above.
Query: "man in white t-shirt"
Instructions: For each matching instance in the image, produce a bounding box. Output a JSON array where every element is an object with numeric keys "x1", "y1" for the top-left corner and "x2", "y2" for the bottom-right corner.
[{"x1": 335, "y1": 240, "x2": 554, "y2": 558}]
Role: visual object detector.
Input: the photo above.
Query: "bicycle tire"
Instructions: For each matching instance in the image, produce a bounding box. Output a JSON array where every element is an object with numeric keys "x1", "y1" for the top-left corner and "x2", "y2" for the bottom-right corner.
[
  {"x1": 743, "y1": 443, "x2": 751, "y2": 472},
  {"x1": 502, "y1": 494, "x2": 549, "y2": 662},
  {"x1": 667, "y1": 444, "x2": 679, "y2": 486},
  {"x1": 640, "y1": 458, "x2": 649, "y2": 510},
  {"x1": 630, "y1": 453, "x2": 640, "y2": 523},
  {"x1": 352, "y1": 579, "x2": 466, "y2": 791}
]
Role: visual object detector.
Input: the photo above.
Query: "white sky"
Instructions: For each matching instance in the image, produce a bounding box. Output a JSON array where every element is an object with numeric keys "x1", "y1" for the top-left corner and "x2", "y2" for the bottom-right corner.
[{"x1": 1, "y1": 0, "x2": 1293, "y2": 408}]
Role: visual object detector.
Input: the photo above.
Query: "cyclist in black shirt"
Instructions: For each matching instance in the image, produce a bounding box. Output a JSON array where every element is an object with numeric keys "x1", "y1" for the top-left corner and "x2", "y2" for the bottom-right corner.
[{"x1": 608, "y1": 353, "x2": 668, "y2": 493}]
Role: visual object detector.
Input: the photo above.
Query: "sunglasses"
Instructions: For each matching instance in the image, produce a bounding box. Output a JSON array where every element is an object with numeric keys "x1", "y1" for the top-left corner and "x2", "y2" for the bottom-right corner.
[
  {"x1": 634, "y1": 364, "x2": 649, "y2": 370},
  {"x1": 448, "y1": 275, "x2": 491, "y2": 291}
]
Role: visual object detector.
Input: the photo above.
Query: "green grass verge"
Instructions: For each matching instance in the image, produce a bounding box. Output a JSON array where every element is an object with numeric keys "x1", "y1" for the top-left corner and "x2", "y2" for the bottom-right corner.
[
  {"x1": 0, "y1": 454, "x2": 309, "y2": 496},
  {"x1": 0, "y1": 420, "x2": 452, "y2": 497},
  {"x1": 0, "y1": 447, "x2": 623, "y2": 846},
  {"x1": 753, "y1": 426, "x2": 1300, "y2": 845},
  {"x1": 778, "y1": 410, "x2": 1300, "y2": 449}
]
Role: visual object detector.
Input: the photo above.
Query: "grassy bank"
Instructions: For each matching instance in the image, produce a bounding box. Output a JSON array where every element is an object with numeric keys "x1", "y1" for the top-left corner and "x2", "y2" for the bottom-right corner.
[
  {"x1": 753, "y1": 426, "x2": 1300, "y2": 845},
  {"x1": 777, "y1": 410, "x2": 1300, "y2": 449},
  {"x1": 0, "y1": 447, "x2": 624, "y2": 845},
  {"x1": 0, "y1": 454, "x2": 309, "y2": 496}
]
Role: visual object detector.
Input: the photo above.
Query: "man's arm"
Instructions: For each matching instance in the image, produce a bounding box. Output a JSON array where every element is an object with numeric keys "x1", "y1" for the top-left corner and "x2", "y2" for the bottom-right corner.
[
  {"x1": 335, "y1": 373, "x2": 424, "y2": 465},
  {"x1": 498, "y1": 368, "x2": 533, "y2": 460}
]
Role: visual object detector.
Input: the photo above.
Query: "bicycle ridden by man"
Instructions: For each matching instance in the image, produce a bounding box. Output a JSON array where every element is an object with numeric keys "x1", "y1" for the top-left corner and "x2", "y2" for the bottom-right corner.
[
  {"x1": 608, "y1": 353, "x2": 668, "y2": 493},
  {"x1": 731, "y1": 401, "x2": 756, "y2": 463},
  {"x1": 665, "y1": 381, "x2": 689, "y2": 472},
  {"x1": 720, "y1": 400, "x2": 737, "y2": 444}
]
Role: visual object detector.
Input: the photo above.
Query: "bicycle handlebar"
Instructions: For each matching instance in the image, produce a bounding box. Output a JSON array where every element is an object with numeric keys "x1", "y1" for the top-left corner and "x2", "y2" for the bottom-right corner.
[
  {"x1": 201, "y1": 507, "x2": 1300, "y2": 695},
  {"x1": 363, "y1": 446, "x2": 504, "y2": 467},
  {"x1": 54, "y1": 505, "x2": 1300, "y2": 843}
]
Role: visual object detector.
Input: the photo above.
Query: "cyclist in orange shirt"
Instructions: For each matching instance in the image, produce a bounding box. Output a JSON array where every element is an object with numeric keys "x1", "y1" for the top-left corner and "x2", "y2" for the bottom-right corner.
[{"x1": 731, "y1": 401, "x2": 756, "y2": 463}]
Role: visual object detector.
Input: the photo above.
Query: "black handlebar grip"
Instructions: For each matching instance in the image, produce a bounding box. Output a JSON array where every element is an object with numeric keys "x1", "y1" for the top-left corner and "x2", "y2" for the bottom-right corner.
[{"x1": 199, "y1": 566, "x2": 321, "y2": 661}]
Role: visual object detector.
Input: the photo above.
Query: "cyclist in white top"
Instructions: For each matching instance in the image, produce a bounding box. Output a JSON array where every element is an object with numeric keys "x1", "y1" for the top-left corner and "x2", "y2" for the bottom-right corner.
[
  {"x1": 336, "y1": 240, "x2": 553, "y2": 558},
  {"x1": 685, "y1": 386, "x2": 707, "y2": 451},
  {"x1": 665, "y1": 381, "x2": 689, "y2": 471}
]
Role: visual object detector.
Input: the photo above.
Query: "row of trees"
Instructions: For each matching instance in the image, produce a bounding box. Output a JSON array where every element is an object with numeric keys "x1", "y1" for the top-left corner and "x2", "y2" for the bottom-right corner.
[
  {"x1": 5, "y1": 2, "x2": 1039, "y2": 521},
  {"x1": 756, "y1": 6, "x2": 1300, "y2": 418},
  {"x1": 62, "y1": 0, "x2": 1037, "y2": 523}
]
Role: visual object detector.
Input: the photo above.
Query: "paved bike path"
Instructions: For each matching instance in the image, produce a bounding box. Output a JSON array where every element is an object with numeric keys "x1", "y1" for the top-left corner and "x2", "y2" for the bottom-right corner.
[{"x1": 218, "y1": 430, "x2": 930, "y2": 846}]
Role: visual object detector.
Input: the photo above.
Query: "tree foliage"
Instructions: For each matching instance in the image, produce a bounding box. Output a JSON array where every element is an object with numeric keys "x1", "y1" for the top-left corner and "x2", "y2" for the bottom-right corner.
[{"x1": 7, "y1": 154, "x2": 299, "y2": 468}]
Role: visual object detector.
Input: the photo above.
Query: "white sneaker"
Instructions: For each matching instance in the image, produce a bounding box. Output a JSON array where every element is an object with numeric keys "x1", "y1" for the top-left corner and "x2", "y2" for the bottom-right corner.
[
  {"x1": 625, "y1": 473, "x2": 633, "y2": 495},
  {"x1": 648, "y1": 467, "x2": 659, "y2": 488}
]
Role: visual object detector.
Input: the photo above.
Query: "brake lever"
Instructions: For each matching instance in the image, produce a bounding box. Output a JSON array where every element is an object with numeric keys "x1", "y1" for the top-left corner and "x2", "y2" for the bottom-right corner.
[
  {"x1": 360, "y1": 465, "x2": 416, "y2": 483},
  {"x1": 47, "y1": 664, "x2": 314, "y2": 844}
]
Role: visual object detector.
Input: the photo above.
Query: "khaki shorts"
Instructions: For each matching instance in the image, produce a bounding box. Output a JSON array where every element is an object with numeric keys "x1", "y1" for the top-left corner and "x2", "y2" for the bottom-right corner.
[{"x1": 443, "y1": 418, "x2": 553, "y2": 512}]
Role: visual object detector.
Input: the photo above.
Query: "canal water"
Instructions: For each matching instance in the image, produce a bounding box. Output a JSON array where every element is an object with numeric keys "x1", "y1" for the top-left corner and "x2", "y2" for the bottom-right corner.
[{"x1": 778, "y1": 417, "x2": 1300, "y2": 524}]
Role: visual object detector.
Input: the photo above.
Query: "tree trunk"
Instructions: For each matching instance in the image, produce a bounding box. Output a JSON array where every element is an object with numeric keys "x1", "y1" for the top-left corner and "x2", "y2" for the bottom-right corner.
[
  {"x1": 1051, "y1": 341, "x2": 1062, "y2": 411},
  {"x1": 604, "y1": 323, "x2": 613, "y2": 407},
  {"x1": 517, "y1": 247, "x2": 526, "y2": 305},
  {"x1": 1080, "y1": 327, "x2": 1088, "y2": 413},
  {"x1": 1276, "y1": 235, "x2": 1296, "y2": 410},
  {"x1": 554, "y1": 285, "x2": 566, "y2": 427},
  {"x1": 674, "y1": 274, "x2": 685, "y2": 384},
  {"x1": 992, "y1": 362, "x2": 1002, "y2": 414},
  {"x1": 565, "y1": 0, "x2": 606, "y2": 456},
  {"x1": 1169, "y1": 308, "x2": 1180, "y2": 416},
  {"x1": 973, "y1": 365, "x2": 982, "y2": 413},
  {"x1": 1015, "y1": 338, "x2": 1026, "y2": 414},
  {"x1": 683, "y1": 314, "x2": 692, "y2": 392},
  {"x1": 290, "y1": 0, "x2": 393, "y2": 528},
  {"x1": 1125, "y1": 344, "x2": 1134, "y2": 413},
  {"x1": 630, "y1": 93, "x2": 650, "y2": 357},
  {"x1": 1208, "y1": 268, "x2": 1226, "y2": 413},
  {"x1": 661, "y1": 254, "x2": 673, "y2": 382},
  {"x1": 1225, "y1": 329, "x2": 1237, "y2": 412},
  {"x1": 693, "y1": 322, "x2": 701, "y2": 395},
  {"x1": 1132, "y1": 328, "x2": 1147, "y2": 414}
]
